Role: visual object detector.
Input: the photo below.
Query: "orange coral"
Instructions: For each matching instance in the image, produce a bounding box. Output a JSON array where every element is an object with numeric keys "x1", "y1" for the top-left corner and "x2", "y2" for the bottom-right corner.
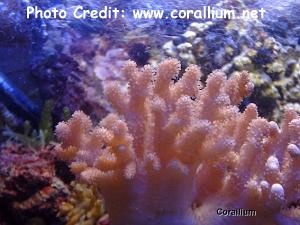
[{"x1": 56, "y1": 59, "x2": 299, "y2": 225}]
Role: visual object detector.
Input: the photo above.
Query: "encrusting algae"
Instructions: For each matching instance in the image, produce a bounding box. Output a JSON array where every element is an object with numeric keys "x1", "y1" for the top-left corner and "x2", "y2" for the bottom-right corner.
[{"x1": 55, "y1": 59, "x2": 300, "y2": 225}]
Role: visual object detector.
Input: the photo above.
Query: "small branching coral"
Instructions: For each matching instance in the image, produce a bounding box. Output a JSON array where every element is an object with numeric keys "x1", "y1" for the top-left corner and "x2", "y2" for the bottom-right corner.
[{"x1": 56, "y1": 59, "x2": 300, "y2": 225}]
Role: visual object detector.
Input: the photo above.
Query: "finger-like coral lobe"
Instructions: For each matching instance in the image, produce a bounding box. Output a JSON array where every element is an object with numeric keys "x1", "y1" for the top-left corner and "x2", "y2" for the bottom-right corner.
[{"x1": 56, "y1": 59, "x2": 300, "y2": 225}]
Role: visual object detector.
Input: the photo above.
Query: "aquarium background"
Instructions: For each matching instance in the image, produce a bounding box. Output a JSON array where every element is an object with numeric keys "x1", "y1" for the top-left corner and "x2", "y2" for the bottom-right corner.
[{"x1": 0, "y1": 0, "x2": 299, "y2": 225}]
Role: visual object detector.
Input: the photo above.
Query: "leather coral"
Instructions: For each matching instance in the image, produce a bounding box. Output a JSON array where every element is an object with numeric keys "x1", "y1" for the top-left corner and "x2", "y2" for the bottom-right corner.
[{"x1": 55, "y1": 59, "x2": 299, "y2": 225}]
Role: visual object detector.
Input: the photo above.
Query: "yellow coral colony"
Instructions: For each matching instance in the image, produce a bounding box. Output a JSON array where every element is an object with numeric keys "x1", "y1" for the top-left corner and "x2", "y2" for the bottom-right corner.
[
  {"x1": 56, "y1": 59, "x2": 300, "y2": 225},
  {"x1": 59, "y1": 182, "x2": 105, "y2": 225}
]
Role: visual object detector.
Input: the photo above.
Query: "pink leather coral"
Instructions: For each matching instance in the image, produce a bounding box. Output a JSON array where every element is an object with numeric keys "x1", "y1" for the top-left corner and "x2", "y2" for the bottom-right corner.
[{"x1": 56, "y1": 59, "x2": 300, "y2": 225}]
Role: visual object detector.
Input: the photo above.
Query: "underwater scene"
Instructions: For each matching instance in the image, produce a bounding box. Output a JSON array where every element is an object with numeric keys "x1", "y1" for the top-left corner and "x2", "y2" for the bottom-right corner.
[{"x1": 0, "y1": 0, "x2": 299, "y2": 225}]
